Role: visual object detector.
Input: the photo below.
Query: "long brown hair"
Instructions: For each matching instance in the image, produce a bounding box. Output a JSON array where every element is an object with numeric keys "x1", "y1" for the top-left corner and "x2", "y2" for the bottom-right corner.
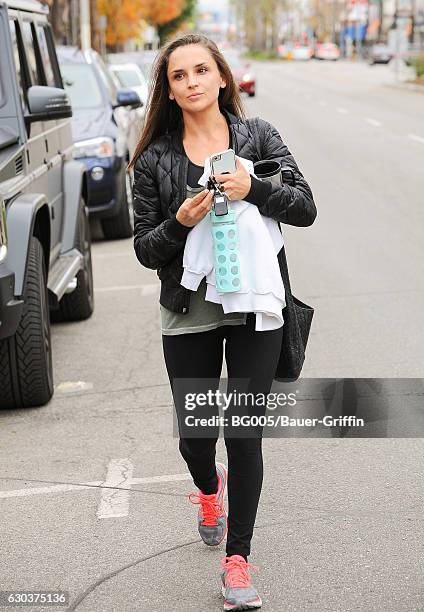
[{"x1": 128, "y1": 34, "x2": 247, "y2": 169}]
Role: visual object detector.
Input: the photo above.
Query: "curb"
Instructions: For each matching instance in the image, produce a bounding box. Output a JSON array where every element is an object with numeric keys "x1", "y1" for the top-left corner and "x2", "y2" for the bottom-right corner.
[{"x1": 382, "y1": 81, "x2": 424, "y2": 94}]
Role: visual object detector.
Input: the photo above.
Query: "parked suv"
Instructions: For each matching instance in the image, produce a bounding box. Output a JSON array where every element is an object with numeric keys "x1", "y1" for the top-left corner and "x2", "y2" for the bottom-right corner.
[
  {"x1": 57, "y1": 47, "x2": 143, "y2": 240},
  {"x1": 0, "y1": 0, "x2": 94, "y2": 409}
]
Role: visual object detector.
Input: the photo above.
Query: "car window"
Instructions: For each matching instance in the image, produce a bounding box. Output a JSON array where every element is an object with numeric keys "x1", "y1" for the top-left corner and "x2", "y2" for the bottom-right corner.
[
  {"x1": 21, "y1": 21, "x2": 43, "y2": 85},
  {"x1": 9, "y1": 19, "x2": 26, "y2": 108},
  {"x1": 140, "y1": 62, "x2": 153, "y2": 80},
  {"x1": 95, "y1": 56, "x2": 118, "y2": 99},
  {"x1": 60, "y1": 63, "x2": 103, "y2": 109},
  {"x1": 112, "y1": 68, "x2": 143, "y2": 88},
  {"x1": 35, "y1": 25, "x2": 55, "y2": 86}
]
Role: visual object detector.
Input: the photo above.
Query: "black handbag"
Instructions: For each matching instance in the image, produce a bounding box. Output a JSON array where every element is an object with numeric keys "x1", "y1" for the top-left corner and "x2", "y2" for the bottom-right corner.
[
  {"x1": 249, "y1": 117, "x2": 314, "y2": 382},
  {"x1": 273, "y1": 244, "x2": 314, "y2": 382}
]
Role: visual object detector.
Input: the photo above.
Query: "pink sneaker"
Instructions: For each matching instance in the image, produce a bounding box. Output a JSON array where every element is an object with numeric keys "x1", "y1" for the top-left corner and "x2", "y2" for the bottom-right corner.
[
  {"x1": 188, "y1": 462, "x2": 227, "y2": 546},
  {"x1": 220, "y1": 554, "x2": 262, "y2": 610}
]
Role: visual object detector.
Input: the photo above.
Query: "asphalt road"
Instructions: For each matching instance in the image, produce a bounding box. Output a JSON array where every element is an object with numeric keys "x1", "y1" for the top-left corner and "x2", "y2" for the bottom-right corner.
[
  {"x1": 246, "y1": 59, "x2": 424, "y2": 378},
  {"x1": 0, "y1": 59, "x2": 423, "y2": 612}
]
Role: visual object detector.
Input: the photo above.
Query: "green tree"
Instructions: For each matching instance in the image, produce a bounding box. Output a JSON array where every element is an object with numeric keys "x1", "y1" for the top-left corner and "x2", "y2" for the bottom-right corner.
[
  {"x1": 156, "y1": 0, "x2": 196, "y2": 44},
  {"x1": 230, "y1": 0, "x2": 288, "y2": 53}
]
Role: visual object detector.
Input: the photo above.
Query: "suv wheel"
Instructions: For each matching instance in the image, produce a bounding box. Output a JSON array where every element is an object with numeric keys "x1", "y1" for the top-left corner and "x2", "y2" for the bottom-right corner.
[
  {"x1": 51, "y1": 198, "x2": 94, "y2": 322},
  {"x1": 0, "y1": 236, "x2": 53, "y2": 408},
  {"x1": 101, "y1": 169, "x2": 133, "y2": 240}
]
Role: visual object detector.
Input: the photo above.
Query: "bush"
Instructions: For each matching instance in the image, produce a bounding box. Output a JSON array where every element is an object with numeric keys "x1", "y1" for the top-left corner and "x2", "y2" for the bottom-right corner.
[
  {"x1": 243, "y1": 50, "x2": 281, "y2": 60},
  {"x1": 411, "y1": 53, "x2": 424, "y2": 77}
]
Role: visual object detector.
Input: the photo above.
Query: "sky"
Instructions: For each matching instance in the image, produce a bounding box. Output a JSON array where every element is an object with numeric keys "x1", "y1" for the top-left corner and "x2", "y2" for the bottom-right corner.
[{"x1": 198, "y1": 0, "x2": 229, "y2": 19}]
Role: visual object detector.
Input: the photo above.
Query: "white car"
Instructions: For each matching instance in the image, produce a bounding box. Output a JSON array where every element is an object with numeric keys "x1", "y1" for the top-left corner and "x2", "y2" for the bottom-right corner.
[
  {"x1": 109, "y1": 63, "x2": 148, "y2": 157},
  {"x1": 314, "y1": 43, "x2": 340, "y2": 61},
  {"x1": 278, "y1": 43, "x2": 313, "y2": 60}
]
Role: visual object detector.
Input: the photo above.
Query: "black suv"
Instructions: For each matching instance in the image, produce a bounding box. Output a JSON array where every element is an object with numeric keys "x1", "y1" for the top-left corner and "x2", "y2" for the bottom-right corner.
[{"x1": 0, "y1": 0, "x2": 94, "y2": 409}]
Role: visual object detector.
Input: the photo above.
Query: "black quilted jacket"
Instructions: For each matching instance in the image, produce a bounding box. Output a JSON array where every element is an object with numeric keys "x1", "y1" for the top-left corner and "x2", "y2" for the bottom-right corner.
[{"x1": 133, "y1": 107, "x2": 317, "y2": 314}]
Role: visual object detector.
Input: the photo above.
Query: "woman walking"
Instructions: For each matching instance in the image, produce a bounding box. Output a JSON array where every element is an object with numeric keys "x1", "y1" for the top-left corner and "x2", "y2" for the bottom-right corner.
[{"x1": 130, "y1": 33, "x2": 316, "y2": 611}]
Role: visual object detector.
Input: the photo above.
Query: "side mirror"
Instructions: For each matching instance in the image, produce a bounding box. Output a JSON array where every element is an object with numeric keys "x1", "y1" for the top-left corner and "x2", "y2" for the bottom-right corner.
[
  {"x1": 26, "y1": 86, "x2": 72, "y2": 122},
  {"x1": 114, "y1": 88, "x2": 143, "y2": 109}
]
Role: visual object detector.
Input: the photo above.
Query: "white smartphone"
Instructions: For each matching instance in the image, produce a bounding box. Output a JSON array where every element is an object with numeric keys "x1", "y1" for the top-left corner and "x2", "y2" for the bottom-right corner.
[{"x1": 210, "y1": 149, "x2": 236, "y2": 176}]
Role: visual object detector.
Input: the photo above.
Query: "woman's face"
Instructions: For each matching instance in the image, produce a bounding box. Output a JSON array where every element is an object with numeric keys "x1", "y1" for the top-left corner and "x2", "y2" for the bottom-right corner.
[{"x1": 167, "y1": 44, "x2": 226, "y2": 114}]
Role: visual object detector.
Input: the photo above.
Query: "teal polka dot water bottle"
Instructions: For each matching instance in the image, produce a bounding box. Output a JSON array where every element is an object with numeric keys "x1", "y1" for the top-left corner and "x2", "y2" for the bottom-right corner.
[{"x1": 210, "y1": 205, "x2": 242, "y2": 294}]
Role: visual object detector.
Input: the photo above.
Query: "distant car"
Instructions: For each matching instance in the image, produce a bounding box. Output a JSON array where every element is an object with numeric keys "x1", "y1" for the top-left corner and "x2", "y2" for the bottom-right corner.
[
  {"x1": 292, "y1": 45, "x2": 313, "y2": 60},
  {"x1": 369, "y1": 44, "x2": 393, "y2": 64},
  {"x1": 109, "y1": 62, "x2": 148, "y2": 157},
  {"x1": 277, "y1": 43, "x2": 291, "y2": 59},
  {"x1": 108, "y1": 51, "x2": 158, "y2": 84},
  {"x1": 109, "y1": 62, "x2": 148, "y2": 108},
  {"x1": 278, "y1": 43, "x2": 313, "y2": 60},
  {"x1": 58, "y1": 47, "x2": 143, "y2": 240},
  {"x1": 224, "y1": 54, "x2": 256, "y2": 97},
  {"x1": 314, "y1": 42, "x2": 340, "y2": 61}
]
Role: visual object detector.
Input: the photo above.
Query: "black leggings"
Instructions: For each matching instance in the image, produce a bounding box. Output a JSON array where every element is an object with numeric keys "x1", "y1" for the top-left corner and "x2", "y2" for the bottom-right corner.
[{"x1": 162, "y1": 313, "x2": 284, "y2": 559}]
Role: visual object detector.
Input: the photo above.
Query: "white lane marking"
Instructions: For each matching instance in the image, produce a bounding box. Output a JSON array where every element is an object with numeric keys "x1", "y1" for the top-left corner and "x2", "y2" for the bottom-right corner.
[
  {"x1": 55, "y1": 381, "x2": 94, "y2": 394},
  {"x1": 337, "y1": 107, "x2": 349, "y2": 114},
  {"x1": 97, "y1": 458, "x2": 134, "y2": 519},
  {"x1": 0, "y1": 472, "x2": 192, "y2": 499},
  {"x1": 365, "y1": 118, "x2": 382, "y2": 127},
  {"x1": 408, "y1": 133, "x2": 424, "y2": 145},
  {"x1": 94, "y1": 284, "x2": 159, "y2": 295}
]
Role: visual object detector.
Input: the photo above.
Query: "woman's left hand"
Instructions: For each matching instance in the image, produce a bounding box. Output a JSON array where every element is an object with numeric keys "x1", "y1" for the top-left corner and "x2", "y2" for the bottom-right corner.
[{"x1": 213, "y1": 157, "x2": 251, "y2": 201}]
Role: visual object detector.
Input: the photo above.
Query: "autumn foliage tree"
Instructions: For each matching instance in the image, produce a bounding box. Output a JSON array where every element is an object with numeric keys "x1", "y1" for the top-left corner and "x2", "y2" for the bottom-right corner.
[
  {"x1": 97, "y1": 0, "x2": 144, "y2": 49},
  {"x1": 157, "y1": 0, "x2": 196, "y2": 44},
  {"x1": 97, "y1": 0, "x2": 186, "y2": 50},
  {"x1": 140, "y1": 0, "x2": 184, "y2": 26}
]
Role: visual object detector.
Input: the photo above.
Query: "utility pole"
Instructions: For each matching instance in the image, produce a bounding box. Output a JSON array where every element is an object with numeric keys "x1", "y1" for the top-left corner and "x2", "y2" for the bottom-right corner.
[
  {"x1": 99, "y1": 15, "x2": 107, "y2": 60},
  {"x1": 377, "y1": 0, "x2": 383, "y2": 41},
  {"x1": 410, "y1": 0, "x2": 416, "y2": 44},
  {"x1": 332, "y1": 0, "x2": 337, "y2": 43},
  {"x1": 391, "y1": 0, "x2": 400, "y2": 81},
  {"x1": 70, "y1": 0, "x2": 78, "y2": 46},
  {"x1": 80, "y1": 0, "x2": 91, "y2": 50}
]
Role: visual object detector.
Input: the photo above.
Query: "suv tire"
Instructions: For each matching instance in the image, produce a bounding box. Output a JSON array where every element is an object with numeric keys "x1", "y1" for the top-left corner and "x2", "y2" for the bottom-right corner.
[
  {"x1": 101, "y1": 170, "x2": 133, "y2": 240},
  {"x1": 51, "y1": 198, "x2": 94, "y2": 322},
  {"x1": 0, "y1": 236, "x2": 53, "y2": 408}
]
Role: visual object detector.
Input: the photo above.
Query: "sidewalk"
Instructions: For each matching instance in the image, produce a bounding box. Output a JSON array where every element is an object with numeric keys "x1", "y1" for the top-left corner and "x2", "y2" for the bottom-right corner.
[
  {"x1": 379, "y1": 60, "x2": 424, "y2": 94},
  {"x1": 384, "y1": 79, "x2": 424, "y2": 94}
]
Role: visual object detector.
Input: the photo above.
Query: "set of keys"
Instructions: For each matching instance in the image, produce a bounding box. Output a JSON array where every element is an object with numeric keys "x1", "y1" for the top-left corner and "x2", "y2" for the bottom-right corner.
[{"x1": 207, "y1": 175, "x2": 229, "y2": 216}]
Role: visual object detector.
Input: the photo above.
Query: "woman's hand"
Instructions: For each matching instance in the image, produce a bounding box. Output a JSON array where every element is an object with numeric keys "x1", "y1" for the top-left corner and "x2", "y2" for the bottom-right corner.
[
  {"x1": 176, "y1": 188, "x2": 214, "y2": 227},
  {"x1": 213, "y1": 157, "x2": 251, "y2": 202}
]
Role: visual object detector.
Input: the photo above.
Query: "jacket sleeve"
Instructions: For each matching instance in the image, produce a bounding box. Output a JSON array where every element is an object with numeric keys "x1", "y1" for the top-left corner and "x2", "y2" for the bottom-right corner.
[
  {"x1": 132, "y1": 150, "x2": 192, "y2": 270},
  {"x1": 244, "y1": 119, "x2": 317, "y2": 227}
]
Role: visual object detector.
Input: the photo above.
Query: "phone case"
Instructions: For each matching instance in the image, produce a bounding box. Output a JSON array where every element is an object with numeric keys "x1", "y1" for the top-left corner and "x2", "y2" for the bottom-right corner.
[
  {"x1": 211, "y1": 149, "x2": 236, "y2": 175},
  {"x1": 210, "y1": 206, "x2": 241, "y2": 293}
]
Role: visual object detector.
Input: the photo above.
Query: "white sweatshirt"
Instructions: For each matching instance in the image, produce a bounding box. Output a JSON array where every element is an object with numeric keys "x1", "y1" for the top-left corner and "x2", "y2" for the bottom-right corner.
[{"x1": 181, "y1": 156, "x2": 286, "y2": 331}]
